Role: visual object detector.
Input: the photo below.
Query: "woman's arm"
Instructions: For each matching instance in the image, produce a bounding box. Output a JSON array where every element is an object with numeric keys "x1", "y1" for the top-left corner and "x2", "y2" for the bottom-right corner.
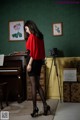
[
  {"x1": 27, "y1": 57, "x2": 33, "y2": 72},
  {"x1": 28, "y1": 57, "x2": 33, "y2": 65}
]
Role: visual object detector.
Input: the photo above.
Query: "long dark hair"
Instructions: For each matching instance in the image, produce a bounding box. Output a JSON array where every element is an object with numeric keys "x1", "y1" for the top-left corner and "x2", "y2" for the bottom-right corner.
[{"x1": 24, "y1": 20, "x2": 44, "y2": 40}]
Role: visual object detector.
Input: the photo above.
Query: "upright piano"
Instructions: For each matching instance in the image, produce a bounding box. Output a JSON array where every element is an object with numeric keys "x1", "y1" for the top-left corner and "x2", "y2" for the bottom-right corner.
[{"x1": 0, "y1": 54, "x2": 27, "y2": 103}]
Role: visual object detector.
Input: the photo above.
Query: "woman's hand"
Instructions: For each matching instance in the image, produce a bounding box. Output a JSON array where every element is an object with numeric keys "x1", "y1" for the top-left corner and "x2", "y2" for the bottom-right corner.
[
  {"x1": 27, "y1": 57, "x2": 33, "y2": 72},
  {"x1": 27, "y1": 64, "x2": 32, "y2": 72}
]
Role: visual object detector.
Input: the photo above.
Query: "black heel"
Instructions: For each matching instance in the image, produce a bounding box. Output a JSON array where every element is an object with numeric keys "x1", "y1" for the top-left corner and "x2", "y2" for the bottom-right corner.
[
  {"x1": 43, "y1": 105, "x2": 50, "y2": 115},
  {"x1": 31, "y1": 107, "x2": 39, "y2": 117}
]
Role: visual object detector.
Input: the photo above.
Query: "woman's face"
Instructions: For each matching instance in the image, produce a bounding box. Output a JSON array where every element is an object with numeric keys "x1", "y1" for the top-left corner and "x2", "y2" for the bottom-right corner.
[{"x1": 25, "y1": 26, "x2": 31, "y2": 34}]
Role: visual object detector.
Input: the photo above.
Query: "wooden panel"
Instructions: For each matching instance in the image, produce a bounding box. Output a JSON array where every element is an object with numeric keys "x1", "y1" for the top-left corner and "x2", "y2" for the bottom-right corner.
[
  {"x1": 63, "y1": 82, "x2": 71, "y2": 102},
  {"x1": 71, "y1": 83, "x2": 80, "y2": 102},
  {"x1": 63, "y1": 82, "x2": 80, "y2": 102}
]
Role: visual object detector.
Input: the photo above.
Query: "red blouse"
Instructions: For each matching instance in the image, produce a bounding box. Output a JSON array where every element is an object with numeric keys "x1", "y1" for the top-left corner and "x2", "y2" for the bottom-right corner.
[{"x1": 26, "y1": 34, "x2": 45, "y2": 60}]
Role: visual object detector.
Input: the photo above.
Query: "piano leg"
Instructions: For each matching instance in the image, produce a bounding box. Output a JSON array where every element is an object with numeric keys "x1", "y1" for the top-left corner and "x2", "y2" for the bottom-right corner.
[
  {"x1": 6, "y1": 84, "x2": 9, "y2": 106},
  {"x1": 0, "y1": 88, "x2": 3, "y2": 109},
  {"x1": 0, "y1": 82, "x2": 9, "y2": 109}
]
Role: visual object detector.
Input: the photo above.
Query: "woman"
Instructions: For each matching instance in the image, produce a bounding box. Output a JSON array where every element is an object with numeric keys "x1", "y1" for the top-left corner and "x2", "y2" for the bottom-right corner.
[{"x1": 24, "y1": 20, "x2": 50, "y2": 117}]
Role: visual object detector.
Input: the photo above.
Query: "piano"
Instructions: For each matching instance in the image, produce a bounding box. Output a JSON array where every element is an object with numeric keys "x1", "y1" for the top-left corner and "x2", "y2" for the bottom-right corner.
[{"x1": 0, "y1": 53, "x2": 27, "y2": 103}]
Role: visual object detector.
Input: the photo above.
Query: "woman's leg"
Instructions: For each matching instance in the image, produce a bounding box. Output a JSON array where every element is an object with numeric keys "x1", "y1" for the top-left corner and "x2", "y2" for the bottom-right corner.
[
  {"x1": 36, "y1": 76, "x2": 50, "y2": 115},
  {"x1": 29, "y1": 76, "x2": 39, "y2": 117},
  {"x1": 35, "y1": 76, "x2": 47, "y2": 107},
  {"x1": 29, "y1": 76, "x2": 37, "y2": 110}
]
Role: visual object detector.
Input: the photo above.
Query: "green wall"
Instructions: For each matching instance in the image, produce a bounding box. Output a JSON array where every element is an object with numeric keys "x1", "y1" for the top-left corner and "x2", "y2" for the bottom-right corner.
[{"x1": 0, "y1": 0, "x2": 80, "y2": 57}]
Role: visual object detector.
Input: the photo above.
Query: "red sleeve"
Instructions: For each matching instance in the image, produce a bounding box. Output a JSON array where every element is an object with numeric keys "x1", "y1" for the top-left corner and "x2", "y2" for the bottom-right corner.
[
  {"x1": 26, "y1": 34, "x2": 36, "y2": 59},
  {"x1": 26, "y1": 34, "x2": 45, "y2": 59}
]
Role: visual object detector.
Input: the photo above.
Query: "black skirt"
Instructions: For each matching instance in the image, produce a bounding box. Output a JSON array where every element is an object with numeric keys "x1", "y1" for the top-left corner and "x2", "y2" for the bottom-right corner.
[{"x1": 26, "y1": 56, "x2": 44, "y2": 76}]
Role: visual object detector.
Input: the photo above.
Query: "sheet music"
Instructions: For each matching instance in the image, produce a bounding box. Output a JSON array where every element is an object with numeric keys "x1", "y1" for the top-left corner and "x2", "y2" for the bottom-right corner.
[{"x1": 0, "y1": 54, "x2": 4, "y2": 66}]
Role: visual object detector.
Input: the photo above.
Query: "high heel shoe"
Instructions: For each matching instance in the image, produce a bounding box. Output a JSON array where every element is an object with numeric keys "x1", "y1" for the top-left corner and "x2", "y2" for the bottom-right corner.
[
  {"x1": 43, "y1": 105, "x2": 50, "y2": 115},
  {"x1": 31, "y1": 107, "x2": 39, "y2": 117}
]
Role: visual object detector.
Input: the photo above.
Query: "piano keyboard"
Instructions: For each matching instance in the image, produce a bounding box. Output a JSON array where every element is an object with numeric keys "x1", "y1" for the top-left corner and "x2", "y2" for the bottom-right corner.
[{"x1": 0, "y1": 70, "x2": 18, "y2": 72}]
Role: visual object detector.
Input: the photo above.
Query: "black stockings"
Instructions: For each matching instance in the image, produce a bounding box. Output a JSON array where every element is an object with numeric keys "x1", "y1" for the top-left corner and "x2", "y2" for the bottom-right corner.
[{"x1": 29, "y1": 76, "x2": 47, "y2": 110}]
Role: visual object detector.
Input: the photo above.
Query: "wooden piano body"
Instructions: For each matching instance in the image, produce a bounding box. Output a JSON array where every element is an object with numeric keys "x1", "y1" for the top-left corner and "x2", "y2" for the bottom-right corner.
[{"x1": 0, "y1": 55, "x2": 27, "y2": 102}]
